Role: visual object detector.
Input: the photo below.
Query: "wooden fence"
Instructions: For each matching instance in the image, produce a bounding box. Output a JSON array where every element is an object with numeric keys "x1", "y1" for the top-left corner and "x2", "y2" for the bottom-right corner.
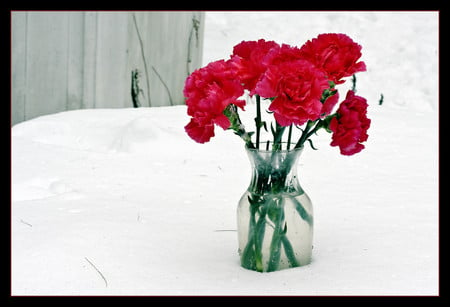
[{"x1": 11, "y1": 11, "x2": 205, "y2": 125}]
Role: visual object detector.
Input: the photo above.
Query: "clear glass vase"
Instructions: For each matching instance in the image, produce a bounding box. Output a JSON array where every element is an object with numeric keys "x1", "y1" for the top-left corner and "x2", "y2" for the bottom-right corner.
[{"x1": 237, "y1": 144, "x2": 313, "y2": 272}]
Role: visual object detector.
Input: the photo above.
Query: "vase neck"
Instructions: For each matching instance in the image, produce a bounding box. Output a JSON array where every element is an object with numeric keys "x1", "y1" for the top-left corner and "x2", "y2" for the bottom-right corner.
[{"x1": 245, "y1": 146, "x2": 304, "y2": 196}]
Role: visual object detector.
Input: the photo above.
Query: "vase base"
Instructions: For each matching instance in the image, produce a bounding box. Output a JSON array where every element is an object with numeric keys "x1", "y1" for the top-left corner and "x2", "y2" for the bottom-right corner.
[{"x1": 239, "y1": 258, "x2": 312, "y2": 273}]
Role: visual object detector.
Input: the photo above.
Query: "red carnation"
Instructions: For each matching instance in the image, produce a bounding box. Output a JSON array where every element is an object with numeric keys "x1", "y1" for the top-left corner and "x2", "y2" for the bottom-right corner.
[
  {"x1": 255, "y1": 59, "x2": 329, "y2": 127},
  {"x1": 229, "y1": 39, "x2": 279, "y2": 95},
  {"x1": 299, "y1": 33, "x2": 366, "y2": 84},
  {"x1": 262, "y1": 43, "x2": 303, "y2": 67},
  {"x1": 329, "y1": 90, "x2": 371, "y2": 155},
  {"x1": 184, "y1": 60, "x2": 245, "y2": 143}
]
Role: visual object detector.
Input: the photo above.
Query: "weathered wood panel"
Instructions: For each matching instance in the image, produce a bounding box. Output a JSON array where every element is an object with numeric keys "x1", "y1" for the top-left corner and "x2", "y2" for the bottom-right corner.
[
  {"x1": 11, "y1": 12, "x2": 27, "y2": 124},
  {"x1": 82, "y1": 12, "x2": 98, "y2": 110},
  {"x1": 95, "y1": 12, "x2": 130, "y2": 109},
  {"x1": 127, "y1": 12, "x2": 204, "y2": 107},
  {"x1": 67, "y1": 12, "x2": 84, "y2": 111},
  {"x1": 25, "y1": 12, "x2": 70, "y2": 121},
  {"x1": 11, "y1": 11, "x2": 205, "y2": 125}
]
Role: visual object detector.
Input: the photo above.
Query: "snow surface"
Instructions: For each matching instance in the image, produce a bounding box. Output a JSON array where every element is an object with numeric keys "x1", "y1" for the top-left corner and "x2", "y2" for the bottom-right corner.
[{"x1": 11, "y1": 11, "x2": 439, "y2": 296}]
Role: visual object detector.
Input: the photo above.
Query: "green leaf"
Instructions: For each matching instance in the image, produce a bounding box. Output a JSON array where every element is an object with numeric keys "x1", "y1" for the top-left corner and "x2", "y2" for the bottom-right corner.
[
  {"x1": 351, "y1": 74, "x2": 357, "y2": 92},
  {"x1": 320, "y1": 87, "x2": 338, "y2": 103},
  {"x1": 281, "y1": 236, "x2": 300, "y2": 267},
  {"x1": 379, "y1": 93, "x2": 384, "y2": 105},
  {"x1": 307, "y1": 139, "x2": 318, "y2": 150},
  {"x1": 267, "y1": 203, "x2": 279, "y2": 223},
  {"x1": 270, "y1": 122, "x2": 276, "y2": 136},
  {"x1": 292, "y1": 198, "x2": 313, "y2": 227},
  {"x1": 267, "y1": 233, "x2": 282, "y2": 272},
  {"x1": 267, "y1": 198, "x2": 285, "y2": 272},
  {"x1": 321, "y1": 114, "x2": 337, "y2": 133},
  {"x1": 240, "y1": 242, "x2": 256, "y2": 271}
]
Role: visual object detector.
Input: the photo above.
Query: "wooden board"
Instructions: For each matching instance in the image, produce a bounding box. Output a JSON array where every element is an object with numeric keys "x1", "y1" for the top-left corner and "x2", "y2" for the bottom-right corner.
[{"x1": 11, "y1": 11, "x2": 205, "y2": 125}]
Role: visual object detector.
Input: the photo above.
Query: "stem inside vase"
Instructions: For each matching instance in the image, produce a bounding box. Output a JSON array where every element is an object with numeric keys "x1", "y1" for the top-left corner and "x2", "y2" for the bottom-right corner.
[{"x1": 237, "y1": 145, "x2": 314, "y2": 272}]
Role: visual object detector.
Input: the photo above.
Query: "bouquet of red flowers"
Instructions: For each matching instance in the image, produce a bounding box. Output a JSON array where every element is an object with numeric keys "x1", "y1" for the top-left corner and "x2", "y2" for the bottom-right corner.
[
  {"x1": 183, "y1": 33, "x2": 370, "y2": 156},
  {"x1": 183, "y1": 33, "x2": 372, "y2": 272}
]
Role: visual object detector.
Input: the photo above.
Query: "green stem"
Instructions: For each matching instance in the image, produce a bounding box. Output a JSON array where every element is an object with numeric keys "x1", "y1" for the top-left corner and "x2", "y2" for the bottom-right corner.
[
  {"x1": 255, "y1": 95, "x2": 262, "y2": 149},
  {"x1": 281, "y1": 235, "x2": 300, "y2": 267},
  {"x1": 293, "y1": 84, "x2": 338, "y2": 149},
  {"x1": 241, "y1": 222, "x2": 257, "y2": 270},
  {"x1": 294, "y1": 119, "x2": 325, "y2": 149},
  {"x1": 224, "y1": 104, "x2": 255, "y2": 149},
  {"x1": 267, "y1": 198, "x2": 284, "y2": 272},
  {"x1": 254, "y1": 209, "x2": 267, "y2": 272},
  {"x1": 272, "y1": 122, "x2": 286, "y2": 151},
  {"x1": 294, "y1": 120, "x2": 315, "y2": 149},
  {"x1": 241, "y1": 198, "x2": 258, "y2": 270},
  {"x1": 292, "y1": 197, "x2": 313, "y2": 227},
  {"x1": 241, "y1": 195, "x2": 267, "y2": 272},
  {"x1": 287, "y1": 124, "x2": 293, "y2": 150}
]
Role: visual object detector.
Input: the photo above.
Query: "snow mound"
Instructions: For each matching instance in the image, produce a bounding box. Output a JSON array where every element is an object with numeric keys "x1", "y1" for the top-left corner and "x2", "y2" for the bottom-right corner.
[
  {"x1": 12, "y1": 107, "x2": 191, "y2": 154},
  {"x1": 109, "y1": 116, "x2": 166, "y2": 153},
  {"x1": 12, "y1": 177, "x2": 83, "y2": 202}
]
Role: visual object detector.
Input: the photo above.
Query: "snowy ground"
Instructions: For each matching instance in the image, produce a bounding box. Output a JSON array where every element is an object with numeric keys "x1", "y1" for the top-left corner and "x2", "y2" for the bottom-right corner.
[{"x1": 11, "y1": 11, "x2": 439, "y2": 296}]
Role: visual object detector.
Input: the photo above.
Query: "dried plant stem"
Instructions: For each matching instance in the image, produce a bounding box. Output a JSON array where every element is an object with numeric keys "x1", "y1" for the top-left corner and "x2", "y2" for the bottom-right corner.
[
  {"x1": 20, "y1": 219, "x2": 32, "y2": 227},
  {"x1": 132, "y1": 13, "x2": 152, "y2": 107},
  {"x1": 85, "y1": 257, "x2": 108, "y2": 287},
  {"x1": 151, "y1": 66, "x2": 174, "y2": 106}
]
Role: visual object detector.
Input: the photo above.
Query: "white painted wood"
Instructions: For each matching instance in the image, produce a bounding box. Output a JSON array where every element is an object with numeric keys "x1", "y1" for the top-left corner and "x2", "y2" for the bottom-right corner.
[
  {"x1": 25, "y1": 12, "x2": 69, "y2": 121},
  {"x1": 95, "y1": 12, "x2": 130, "y2": 109},
  {"x1": 11, "y1": 11, "x2": 205, "y2": 125},
  {"x1": 66, "y1": 12, "x2": 84, "y2": 111},
  {"x1": 11, "y1": 12, "x2": 27, "y2": 125},
  {"x1": 128, "y1": 11, "x2": 204, "y2": 107},
  {"x1": 82, "y1": 12, "x2": 98, "y2": 110}
]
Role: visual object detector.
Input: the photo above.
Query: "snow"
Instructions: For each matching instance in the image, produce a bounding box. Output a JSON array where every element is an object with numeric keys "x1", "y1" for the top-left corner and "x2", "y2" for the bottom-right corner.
[{"x1": 11, "y1": 12, "x2": 439, "y2": 296}]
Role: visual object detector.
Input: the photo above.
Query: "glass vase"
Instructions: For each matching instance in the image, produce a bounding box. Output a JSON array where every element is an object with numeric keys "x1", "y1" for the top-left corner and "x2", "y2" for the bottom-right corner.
[{"x1": 237, "y1": 144, "x2": 313, "y2": 272}]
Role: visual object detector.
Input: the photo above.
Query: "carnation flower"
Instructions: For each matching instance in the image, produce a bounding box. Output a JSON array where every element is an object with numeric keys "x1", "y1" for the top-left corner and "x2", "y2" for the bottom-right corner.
[
  {"x1": 262, "y1": 43, "x2": 303, "y2": 67},
  {"x1": 255, "y1": 59, "x2": 329, "y2": 126},
  {"x1": 257, "y1": 43, "x2": 340, "y2": 122},
  {"x1": 229, "y1": 39, "x2": 280, "y2": 95},
  {"x1": 184, "y1": 33, "x2": 371, "y2": 156},
  {"x1": 299, "y1": 33, "x2": 366, "y2": 84},
  {"x1": 182, "y1": 34, "x2": 374, "y2": 275},
  {"x1": 329, "y1": 90, "x2": 371, "y2": 155},
  {"x1": 184, "y1": 59, "x2": 245, "y2": 143}
]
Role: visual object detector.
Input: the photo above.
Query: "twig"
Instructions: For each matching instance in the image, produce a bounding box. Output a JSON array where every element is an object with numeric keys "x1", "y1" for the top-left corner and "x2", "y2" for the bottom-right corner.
[
  {"x1": 151, "y1": 66, "x2": 174, "y2": 106},
  {"x1": 20, "y1": 219, "x2": 32, "y2": 227},
  {"x1": 132, "y1": 13, "x2": 152, "y2": 107},
  {"x1": 85, "y1": 257, "x2": 108, "y2": 287},
  {"x1": 186, "y1": 16, "x2": 201, "y2": 76}
]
